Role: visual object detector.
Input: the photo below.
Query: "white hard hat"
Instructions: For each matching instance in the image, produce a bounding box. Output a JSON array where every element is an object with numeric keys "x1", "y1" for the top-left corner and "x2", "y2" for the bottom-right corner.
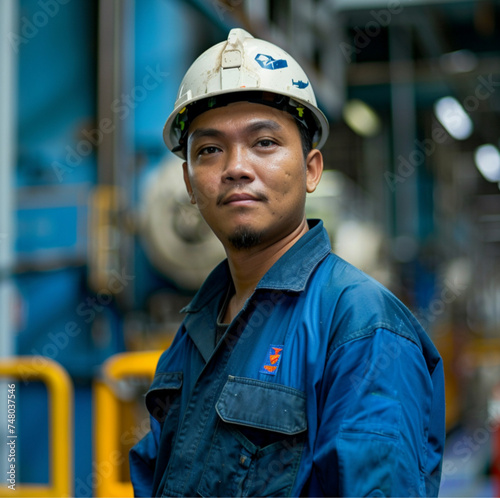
[{"x1": 164, "y1": 28, "x2": 329, "y2": 158}]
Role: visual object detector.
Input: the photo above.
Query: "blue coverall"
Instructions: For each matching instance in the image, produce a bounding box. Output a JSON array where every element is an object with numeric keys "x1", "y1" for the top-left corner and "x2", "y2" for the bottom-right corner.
[{"x1": 130, "y1": 220, "x2": 445, "y2": 497}]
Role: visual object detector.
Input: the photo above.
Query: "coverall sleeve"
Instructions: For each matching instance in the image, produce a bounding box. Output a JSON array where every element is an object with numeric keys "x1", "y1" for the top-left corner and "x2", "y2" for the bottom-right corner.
[
  {"x1": 312, "y1": 327, "x2": 445, "y2": 497},
  {"x1": 129, "y1": 416, "x2": 161, "y2": 497}
]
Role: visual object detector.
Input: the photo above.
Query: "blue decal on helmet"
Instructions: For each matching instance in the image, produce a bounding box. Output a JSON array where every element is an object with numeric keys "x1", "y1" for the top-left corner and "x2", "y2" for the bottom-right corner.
[
  {"x1": 255, "y1": 53, "x2": 288, "y2": 70},
  {"x1": 292, "y1": 79, "x2": 309, "y2": 89}
]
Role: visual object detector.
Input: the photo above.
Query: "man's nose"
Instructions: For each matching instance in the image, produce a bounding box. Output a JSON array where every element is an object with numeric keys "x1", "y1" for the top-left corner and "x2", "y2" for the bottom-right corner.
[{"x1": 222, "y1": 147, "x2": 255, "y2": 183}]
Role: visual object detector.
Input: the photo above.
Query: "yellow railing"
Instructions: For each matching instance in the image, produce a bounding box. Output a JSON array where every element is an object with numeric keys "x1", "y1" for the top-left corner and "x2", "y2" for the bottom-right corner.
[
  {"x1": 0, "y1": 356, "x2": 73, "y2": 497},
  {"x1": 93, "y1": 350, "x2": 163, "y2": 497}
]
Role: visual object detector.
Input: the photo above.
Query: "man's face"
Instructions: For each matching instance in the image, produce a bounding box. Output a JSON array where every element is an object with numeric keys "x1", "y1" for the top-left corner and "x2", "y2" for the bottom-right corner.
[{"x1": 182, "y1": 101, "x2": 322, "y2": 251}]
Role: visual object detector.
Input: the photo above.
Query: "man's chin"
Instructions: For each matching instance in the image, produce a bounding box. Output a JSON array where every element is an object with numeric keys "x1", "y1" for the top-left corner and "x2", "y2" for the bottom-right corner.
[{"x1": 227, "y1": 226, "x2": 263, "y2": 250}]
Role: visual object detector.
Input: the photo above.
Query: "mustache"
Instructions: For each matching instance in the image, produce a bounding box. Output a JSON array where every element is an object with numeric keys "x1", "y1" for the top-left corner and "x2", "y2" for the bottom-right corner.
[{"x1": 216, "y1": 190, "x2": 268, "y2": 205}]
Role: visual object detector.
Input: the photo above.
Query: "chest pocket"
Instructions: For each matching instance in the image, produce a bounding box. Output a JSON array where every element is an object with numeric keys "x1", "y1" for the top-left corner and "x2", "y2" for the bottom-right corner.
[{"x1": 197, "y1": 376, "x2": 307, "y2": 498}]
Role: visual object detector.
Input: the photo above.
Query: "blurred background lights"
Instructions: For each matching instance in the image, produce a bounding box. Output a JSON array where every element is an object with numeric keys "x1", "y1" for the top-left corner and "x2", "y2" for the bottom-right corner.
[
  {"x1": 439, "y1": 49, "x2": 478, "y2": 74},
  {"x1": 342, "y1": 99, "x2": 381, "y2": 137},
  {"x1": 474, "y1": 144, "x2": 500, "y2": 182},
  {"x1": 434, "y1": 96, "x2": 473, "y2": 140}
]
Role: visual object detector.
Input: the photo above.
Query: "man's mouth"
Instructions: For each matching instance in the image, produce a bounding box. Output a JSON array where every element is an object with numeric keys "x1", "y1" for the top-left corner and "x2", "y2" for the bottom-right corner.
[{"x1": 219, "y1": 191, "x2": 267, "y2": 206}]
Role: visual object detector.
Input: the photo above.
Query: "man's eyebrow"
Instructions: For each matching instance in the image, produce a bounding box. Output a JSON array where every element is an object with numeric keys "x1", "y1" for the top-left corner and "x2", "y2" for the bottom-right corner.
[
  {"x1": 189, "y1": 119, "x2": 284, "y2": 143},
  {"x1": 189, "y1": 128, "x2": 224, "y2": 143},
  {"x1": 245, "y1": 119, "x2": 283, "y2": 134}
]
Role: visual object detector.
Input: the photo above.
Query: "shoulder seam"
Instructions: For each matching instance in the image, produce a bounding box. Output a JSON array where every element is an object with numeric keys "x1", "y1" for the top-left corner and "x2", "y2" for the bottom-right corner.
[{"x1": 326, "y1": 323, "x2": 422, "y2": 361}]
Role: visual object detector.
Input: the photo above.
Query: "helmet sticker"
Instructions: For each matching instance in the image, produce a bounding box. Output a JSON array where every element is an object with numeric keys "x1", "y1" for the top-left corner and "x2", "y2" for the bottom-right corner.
[
  {"x1": 254, "y1": 53, "x2": 288, "y2": 70},
  {"x1": 292, "y1": 79, "x2": 309, "y2": 89}
]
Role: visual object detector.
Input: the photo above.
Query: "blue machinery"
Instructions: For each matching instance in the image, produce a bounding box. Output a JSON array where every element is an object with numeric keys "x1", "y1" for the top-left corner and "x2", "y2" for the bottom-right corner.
[{"x1": 1, "y1": 0, "x2": 209, "y2": 492}]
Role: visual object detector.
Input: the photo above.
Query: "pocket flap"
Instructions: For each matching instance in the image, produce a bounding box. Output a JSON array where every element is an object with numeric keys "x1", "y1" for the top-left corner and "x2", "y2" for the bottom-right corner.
[
  {"x1": 145, "y1": 371, "x2": 182, "y2": 422},
  {"x1": 216, "y1": 376, "x2": 307, "y2": 435}
]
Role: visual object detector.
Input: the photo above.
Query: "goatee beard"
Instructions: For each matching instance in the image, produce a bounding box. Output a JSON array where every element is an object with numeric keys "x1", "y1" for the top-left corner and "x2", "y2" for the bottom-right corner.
[{"x1": 228, "y1": 226, "x2": 262, "y2": 250}]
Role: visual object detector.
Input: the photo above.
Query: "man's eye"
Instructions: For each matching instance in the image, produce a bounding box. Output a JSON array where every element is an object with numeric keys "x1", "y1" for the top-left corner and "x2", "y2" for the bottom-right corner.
[
  {"x1": 199, "y1": 146, "x2": 221, "y2": 155},
  {"x1": 257, "y1": 139, "x2": 276, "y2": 147}
]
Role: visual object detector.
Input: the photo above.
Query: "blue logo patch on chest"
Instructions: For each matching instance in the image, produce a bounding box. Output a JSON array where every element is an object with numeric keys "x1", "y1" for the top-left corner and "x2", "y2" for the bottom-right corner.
[{"x1": 259, "y1": 344, "x2": 284, "y2": 375}]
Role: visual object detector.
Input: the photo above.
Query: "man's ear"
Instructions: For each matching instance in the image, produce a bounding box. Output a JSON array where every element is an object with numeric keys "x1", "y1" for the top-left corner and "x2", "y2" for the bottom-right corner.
[
  {"x1": 182, "y1": 162, "x2": 196, "y2": 204},
  {"x1": 305, "y1": 149, "x2": 324, "y2": 193}
]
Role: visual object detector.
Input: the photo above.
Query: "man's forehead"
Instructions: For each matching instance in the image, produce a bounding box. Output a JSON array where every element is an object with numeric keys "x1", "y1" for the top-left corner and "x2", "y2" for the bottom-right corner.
[
  {"x1": 188, "y1": 101, "x2": 294, "y2": 135},
  {"x1": 189, "y1": 120, "x2": 286, "y2": 145}
]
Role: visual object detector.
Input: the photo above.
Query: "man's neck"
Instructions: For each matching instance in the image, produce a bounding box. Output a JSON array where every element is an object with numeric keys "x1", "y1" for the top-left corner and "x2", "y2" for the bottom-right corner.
[{"x1": 222, "y1": 219, "x2": 309, "y2": 323}]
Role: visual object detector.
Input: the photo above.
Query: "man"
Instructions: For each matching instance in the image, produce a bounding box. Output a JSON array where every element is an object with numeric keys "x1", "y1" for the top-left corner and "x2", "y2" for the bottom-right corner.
[{"x1": 130, "y1": 28, "x2": 445, "y2": 497}]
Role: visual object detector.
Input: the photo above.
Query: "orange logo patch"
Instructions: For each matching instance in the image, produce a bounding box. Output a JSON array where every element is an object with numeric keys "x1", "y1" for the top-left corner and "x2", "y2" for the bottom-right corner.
[
  {"x1": 259, "y1": 345, "x2": 284, "y2": 376},
  {"x1": 269, "y1": 348, "x2": 283, "y2": 364}
]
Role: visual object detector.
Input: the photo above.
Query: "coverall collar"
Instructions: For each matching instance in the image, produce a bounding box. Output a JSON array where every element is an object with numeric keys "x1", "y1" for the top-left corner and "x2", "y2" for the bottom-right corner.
[{"x1": 181, "y1": 219, "x2": 331, "y2": 314}]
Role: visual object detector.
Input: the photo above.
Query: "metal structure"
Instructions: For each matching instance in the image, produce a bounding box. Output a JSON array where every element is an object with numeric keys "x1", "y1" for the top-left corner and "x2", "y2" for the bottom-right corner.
[
  {"x1": 0, "y1": 357, "x2": 73, "y2": 497},
  {"x1": 93, "y1": 350, "x2": 164, "y2": 497},
  {"x1": 90, "y1": 0, "x2": 136, "y2": 308}
]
